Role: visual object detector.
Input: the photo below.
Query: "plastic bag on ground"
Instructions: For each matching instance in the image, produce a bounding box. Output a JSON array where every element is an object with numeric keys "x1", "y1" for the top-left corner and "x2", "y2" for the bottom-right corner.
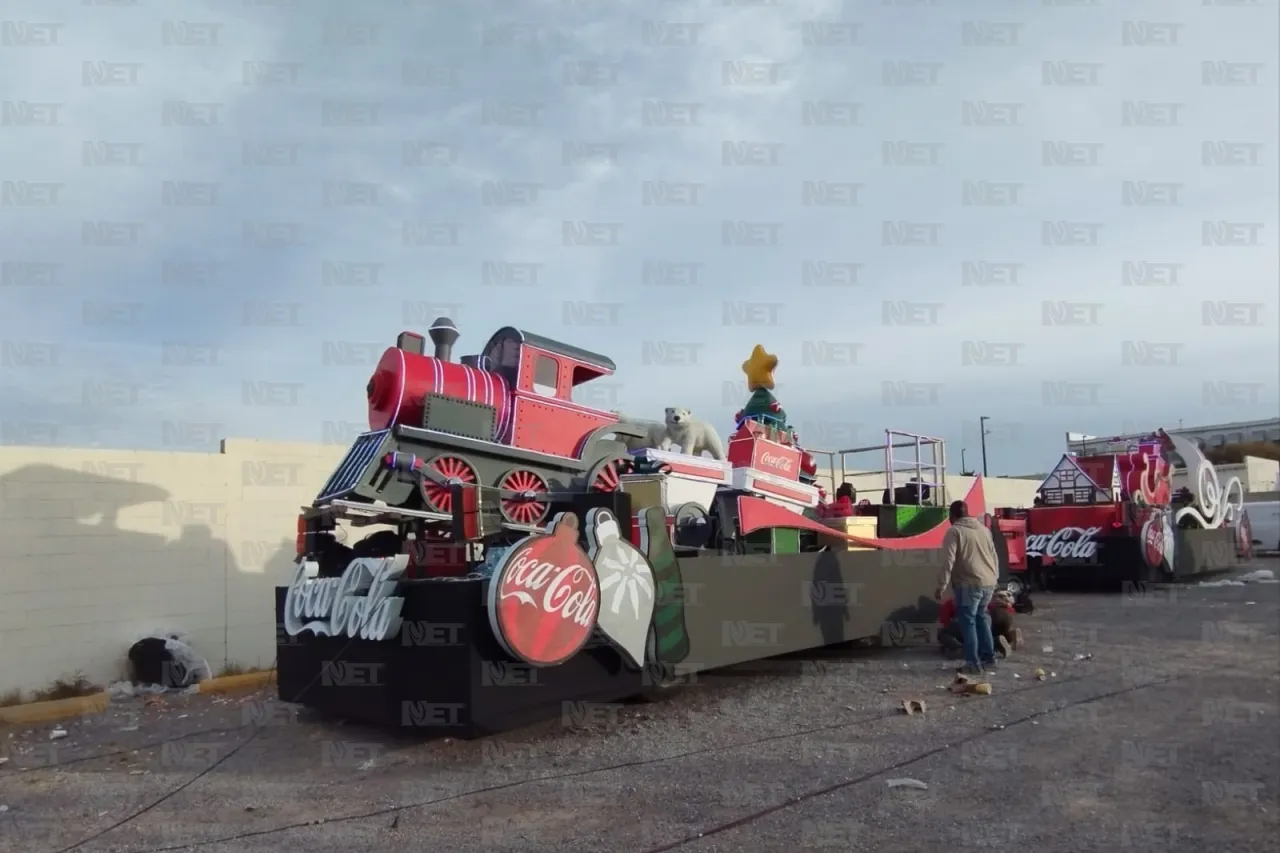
[
  {"x1": 127, "y1": 634, "x2": 211, "y2": 688},
  {"x1": 163, "y1": 636, "x2": 212, "y2": 686},
  {"x1": 107, "y1": 680, "x2": 135, "y2": 700}
]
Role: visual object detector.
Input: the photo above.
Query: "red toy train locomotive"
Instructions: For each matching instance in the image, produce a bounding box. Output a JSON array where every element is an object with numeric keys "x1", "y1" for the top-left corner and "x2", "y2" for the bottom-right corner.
[{"x1": 317, "y1": 319, "x2": 646, "y2": 529}]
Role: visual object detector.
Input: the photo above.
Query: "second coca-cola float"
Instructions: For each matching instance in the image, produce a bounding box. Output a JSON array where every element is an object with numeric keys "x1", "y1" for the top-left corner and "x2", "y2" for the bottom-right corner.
[
  {"x1": 276, "y1": 329, "x2": 1004, "y2": 737},
  {"x1": 1002, "y1": 429, "x2": 1252, "y2": 591}
]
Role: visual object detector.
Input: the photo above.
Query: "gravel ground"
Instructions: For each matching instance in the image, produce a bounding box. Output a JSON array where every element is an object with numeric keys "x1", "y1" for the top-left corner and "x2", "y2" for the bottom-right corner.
[{"x1": 2, "y1": 561, "x2": 1277, "y2": 853}]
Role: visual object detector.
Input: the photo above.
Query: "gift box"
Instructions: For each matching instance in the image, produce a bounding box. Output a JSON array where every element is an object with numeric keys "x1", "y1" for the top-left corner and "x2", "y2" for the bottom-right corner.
[
  {"x1": 727, "y1": 430, "x2": 802, "y2": 480},
  {"x1": 819, "y1": 516, "x2": 878, "y2": 552}
]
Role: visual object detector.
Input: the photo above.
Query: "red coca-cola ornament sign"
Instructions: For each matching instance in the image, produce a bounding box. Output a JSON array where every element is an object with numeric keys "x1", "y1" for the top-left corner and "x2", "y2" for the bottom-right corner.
[
  {"x1": 1140, "y1": 511, "x2": 1174, "y2": 573},
  {"x1": 488, "y1": 512, "x2": 600, "y2": 667}
]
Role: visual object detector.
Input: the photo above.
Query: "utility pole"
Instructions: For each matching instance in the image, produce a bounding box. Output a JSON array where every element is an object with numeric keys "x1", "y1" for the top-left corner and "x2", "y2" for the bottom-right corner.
[{"x1": 979, "y1": 416, "x2": 990, "y2": 477}]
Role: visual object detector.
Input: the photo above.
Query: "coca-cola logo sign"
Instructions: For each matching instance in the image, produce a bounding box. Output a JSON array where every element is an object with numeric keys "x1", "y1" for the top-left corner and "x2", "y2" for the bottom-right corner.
[
  {"x1": 1141, "y1": 513, "x2": 1174, "y2": 572},
  {"x1": 1025, "y1": 526, "x2": 1103, "y2": 561},
  {"x1": 284, "y1": 555, "x2": 408, "y2": 642},
  {"x1": 488, "y1": 512, "x2": 600, "y2": 667},
  {"x1": 760, "y1": 452, "x2": 793, "y2": 473}
]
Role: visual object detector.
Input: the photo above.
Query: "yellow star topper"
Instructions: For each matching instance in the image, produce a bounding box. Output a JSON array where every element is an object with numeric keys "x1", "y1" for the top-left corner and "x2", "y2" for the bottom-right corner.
[{"x1": 742, "y1": 344, "x2": 778, "y2": 391}]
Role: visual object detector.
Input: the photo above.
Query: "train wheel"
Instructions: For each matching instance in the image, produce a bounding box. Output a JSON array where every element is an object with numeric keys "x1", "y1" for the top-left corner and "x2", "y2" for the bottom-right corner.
[
  {"x1": 588, "y1": 456, "x2": 625, "y2": 493},
  {"x1": 498, "y1": 468, "x2": 550, "y2": 526},
  {"x1": 419, "y1": 455, "x2": 478, "y2": 514}
]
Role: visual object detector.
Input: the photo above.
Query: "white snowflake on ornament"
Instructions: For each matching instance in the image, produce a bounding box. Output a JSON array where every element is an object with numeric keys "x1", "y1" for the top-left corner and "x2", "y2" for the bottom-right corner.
[
  {"x1": 599, "y1": 544, "x2": 653, "y2": 619},
  {"x1": 584, "y1": 507, "x2": 655, "y2": 668}
]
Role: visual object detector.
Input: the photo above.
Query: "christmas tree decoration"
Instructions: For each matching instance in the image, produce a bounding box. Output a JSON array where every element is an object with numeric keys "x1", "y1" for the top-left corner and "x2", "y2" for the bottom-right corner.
[
  {"x1": 734, "y1": 344, "x2": 791, "y2": 438},
  {"x1": 723, "y1": 343, "x2": 822, "y2": 512}
]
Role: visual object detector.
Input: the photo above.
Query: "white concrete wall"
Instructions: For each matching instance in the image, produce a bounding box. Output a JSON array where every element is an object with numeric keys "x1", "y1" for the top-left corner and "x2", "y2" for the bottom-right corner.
[
  {"x1": 0, "y1": 439, "x2": 353, "y2": 697},
  {"x1": 1171, "y1": 456, "x2": 1280, "y2": 496},
  {"x1": 0, "y1": 441, "x2": 1081, "y2": 697},
  {"x1": 1244, "y1": 456, "x2": 1280, "y2": 492}
]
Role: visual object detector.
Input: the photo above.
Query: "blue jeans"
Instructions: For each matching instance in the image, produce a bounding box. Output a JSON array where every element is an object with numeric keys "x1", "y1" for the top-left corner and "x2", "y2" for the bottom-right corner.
[{"x1": 954, "y1": 584, "x2": 996, "y2": 669}]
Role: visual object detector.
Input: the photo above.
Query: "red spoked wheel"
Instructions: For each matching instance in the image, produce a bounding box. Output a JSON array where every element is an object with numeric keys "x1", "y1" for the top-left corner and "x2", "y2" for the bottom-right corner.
[
  {"x1": 588, "y1": 456, "x2": 624, "y2": 493},
  {"x1": 498, "y1": 468, "x2": 550, "y2": 526},
  {"x1": 419, "y1": 455, "x2": 478, "y2": 513}
]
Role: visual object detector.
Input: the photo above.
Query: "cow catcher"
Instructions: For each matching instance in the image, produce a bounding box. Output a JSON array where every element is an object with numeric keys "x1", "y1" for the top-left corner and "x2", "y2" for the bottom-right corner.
[{"x1": 1003, "y1": 429, "x2": 1253, "y2": 591}]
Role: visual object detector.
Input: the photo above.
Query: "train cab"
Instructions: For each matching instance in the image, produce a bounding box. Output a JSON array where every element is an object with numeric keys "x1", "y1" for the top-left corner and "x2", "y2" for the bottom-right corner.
[{"x1": 475, "y1": 328, "x2": 620, "y2": 457}]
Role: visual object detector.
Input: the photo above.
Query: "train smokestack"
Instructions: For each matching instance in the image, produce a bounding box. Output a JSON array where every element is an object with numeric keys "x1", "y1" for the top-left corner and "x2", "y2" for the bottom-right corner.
[{"x1": 428, "y1": 317, "x2": 459, "y2": 363}]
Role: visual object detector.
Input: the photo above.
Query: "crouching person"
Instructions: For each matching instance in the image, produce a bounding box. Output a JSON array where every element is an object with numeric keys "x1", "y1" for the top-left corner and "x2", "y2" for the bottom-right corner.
[
  {"x1": 988, "y1": 590, "x2": 1023, "y2": 657},
  {"x1": 937, "y1": 595, "x2": 964, "y2": 657},
  {"x1": 937, "y1": 590, "x2": 1022, "y2": 659}
]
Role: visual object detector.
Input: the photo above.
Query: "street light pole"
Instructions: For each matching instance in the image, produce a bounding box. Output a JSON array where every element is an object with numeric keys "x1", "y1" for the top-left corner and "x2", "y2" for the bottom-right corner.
[
  {"x1": 979, "y1": 416, "x2": 990, "y2": 477},
  {"x1": 961, "y1": 448, "x2": 967, "y2": 473}
]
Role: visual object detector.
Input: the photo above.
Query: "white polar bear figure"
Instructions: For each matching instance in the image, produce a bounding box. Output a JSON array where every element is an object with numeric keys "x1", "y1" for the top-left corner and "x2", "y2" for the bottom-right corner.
[
  {"x1": 663, "y1": 407, "x2": 724, "y2": 461},
  {"x1": 611, "y1": 408, "x2": 724, "y2": 460},
  {"x1": 611, "y1": 413, "x2": 670, "y2": 453}
]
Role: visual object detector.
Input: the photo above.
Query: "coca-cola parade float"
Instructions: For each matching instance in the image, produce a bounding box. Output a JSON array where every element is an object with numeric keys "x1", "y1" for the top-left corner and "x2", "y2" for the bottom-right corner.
[
  {"x1": 997, "y1": 430, "x2": 1252, "y2": 592},
  {"x1": 274, "y1": 322, "x2": 998, "y2": 736}
]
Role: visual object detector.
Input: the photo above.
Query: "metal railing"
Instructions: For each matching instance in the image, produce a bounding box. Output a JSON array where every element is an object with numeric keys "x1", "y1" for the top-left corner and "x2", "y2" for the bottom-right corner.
[{"x1": 806, "y1": 430, "x2": 947, "y2": 506}]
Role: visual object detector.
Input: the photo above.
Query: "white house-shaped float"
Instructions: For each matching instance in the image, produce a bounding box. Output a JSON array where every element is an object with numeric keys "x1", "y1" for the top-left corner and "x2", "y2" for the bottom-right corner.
[{"x1": 1036, "y1": 454, "x2": 1118, "y2": 505}]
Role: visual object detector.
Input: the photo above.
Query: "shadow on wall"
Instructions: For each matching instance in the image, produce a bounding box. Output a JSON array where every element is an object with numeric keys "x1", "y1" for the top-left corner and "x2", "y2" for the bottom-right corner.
[{"x1": 0, "y1": 463, "x2": 297, "y2": 691}]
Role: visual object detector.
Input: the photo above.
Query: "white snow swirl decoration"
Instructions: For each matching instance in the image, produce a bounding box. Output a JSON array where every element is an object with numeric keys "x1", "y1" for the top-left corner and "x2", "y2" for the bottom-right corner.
[{"x1": 1165, "y1": 432, "x2": 1243, "y2": 530}]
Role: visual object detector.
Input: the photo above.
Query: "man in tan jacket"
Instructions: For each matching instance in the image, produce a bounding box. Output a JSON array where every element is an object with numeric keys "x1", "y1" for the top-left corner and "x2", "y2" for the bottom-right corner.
[{"x1": 934, "y1": 501, "x2": 1000, "y2": 674}]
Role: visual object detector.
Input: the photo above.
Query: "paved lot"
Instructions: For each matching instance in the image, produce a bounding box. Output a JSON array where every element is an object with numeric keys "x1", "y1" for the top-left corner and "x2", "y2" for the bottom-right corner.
[{"x1": 3, "y1": 563, "x2": 1278, "y2": 853}]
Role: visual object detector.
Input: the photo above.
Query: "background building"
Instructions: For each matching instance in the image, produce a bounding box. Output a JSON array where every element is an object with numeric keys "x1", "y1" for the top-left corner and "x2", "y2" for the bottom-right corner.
[
  {"x1": 1066, "y1": 417, "x2": 1280, "y2": 456},
  {"x1": 1064, "y1": 418, "x2": 1280, "y2": 497}
]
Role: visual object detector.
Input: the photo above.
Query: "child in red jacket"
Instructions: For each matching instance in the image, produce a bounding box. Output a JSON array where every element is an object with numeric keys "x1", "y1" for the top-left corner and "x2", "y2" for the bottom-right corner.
[
  {"x1": 816, "y1": 483, "x2": 856, "y2": 519},
  {"x1": 939, "y1": 590, "x2": 1021, "y2": 657}
]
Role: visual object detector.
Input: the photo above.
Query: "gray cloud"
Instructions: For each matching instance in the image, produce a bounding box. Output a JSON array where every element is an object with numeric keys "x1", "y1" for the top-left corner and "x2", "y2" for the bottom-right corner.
[{"x1": 1, "y1": 0, "x2": 1276, "y2": 470}]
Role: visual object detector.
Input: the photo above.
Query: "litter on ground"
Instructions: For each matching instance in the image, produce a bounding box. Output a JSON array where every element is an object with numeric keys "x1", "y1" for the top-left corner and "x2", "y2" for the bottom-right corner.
[
  {"x1": 949, "y1": 674, "x2": 993, "y2": 695},
  {"x1": 887, "y1": 778, "x2": 929, "y2": 790},
  {"x1": 1200, "y1": 569, "x2": 1277, "y2": 587}
]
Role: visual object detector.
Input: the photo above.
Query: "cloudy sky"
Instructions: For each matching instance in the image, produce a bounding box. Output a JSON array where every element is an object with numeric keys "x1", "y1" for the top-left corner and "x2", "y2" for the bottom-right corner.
[{"x1": 1, "y1": 0, "x2": 1276, "y2": 474}]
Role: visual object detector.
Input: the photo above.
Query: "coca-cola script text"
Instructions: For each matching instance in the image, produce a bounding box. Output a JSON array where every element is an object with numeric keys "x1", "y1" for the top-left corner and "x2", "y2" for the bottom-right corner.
[
  {"x1": 283, "y1": 555, "x2": 408, "y2": 641},
  {"x1": 1025, "y1": 527, "x2": 1102, "y2": 561},
  {"x1": 759, "y1": 452, "x2": 794, "y2": 473},
  {"x1": 498, "y1": 553, "x2": 598, "y2": 629}
]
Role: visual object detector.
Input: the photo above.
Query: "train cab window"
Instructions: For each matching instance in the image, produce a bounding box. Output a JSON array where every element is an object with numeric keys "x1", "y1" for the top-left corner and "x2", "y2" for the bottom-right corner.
[{"x1": 533, "y1": 355, "x2": 559, "y2": 397}]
